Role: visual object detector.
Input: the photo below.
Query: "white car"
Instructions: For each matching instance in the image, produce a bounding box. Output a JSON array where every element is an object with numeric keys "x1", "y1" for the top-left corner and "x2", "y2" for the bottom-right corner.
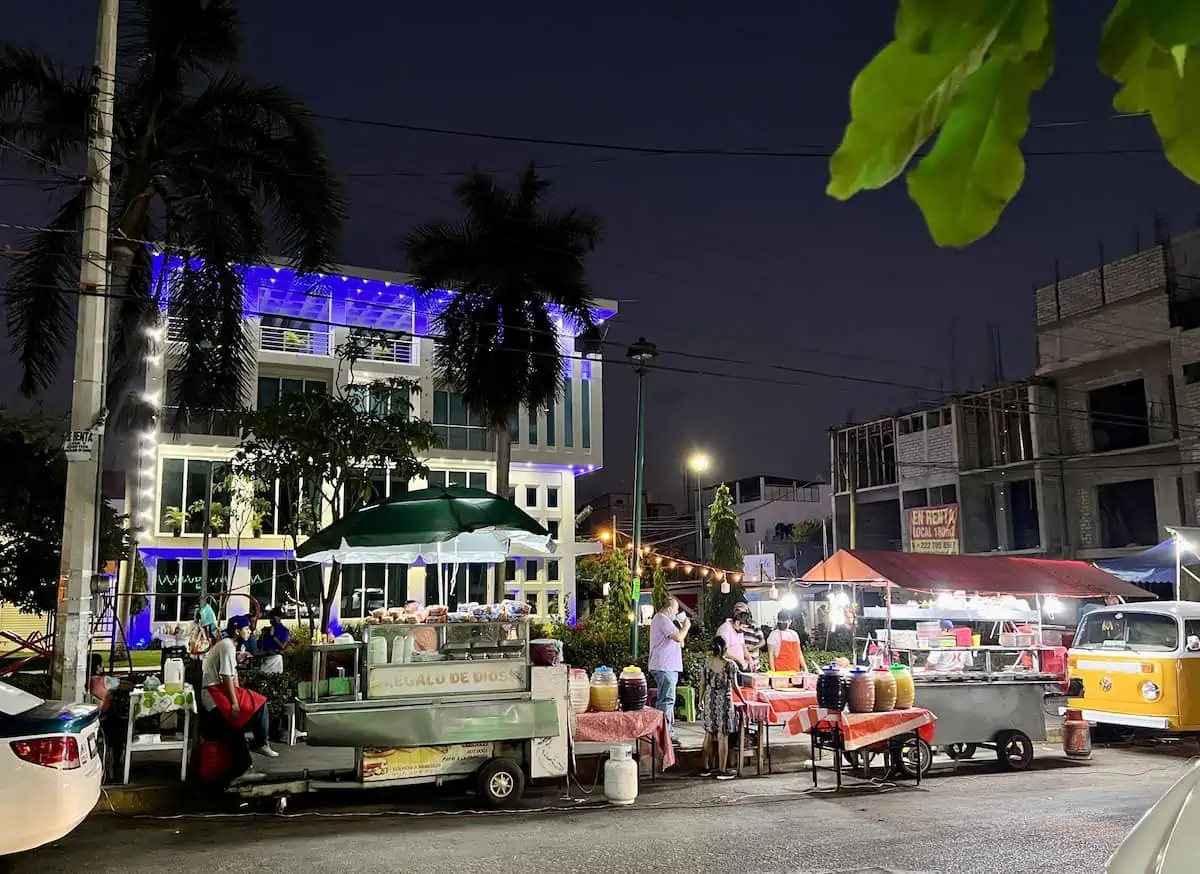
[
  {"x1": 0, "y1": 679, "x2": 103, "y2": 856},
  {"x1": 1108, "y1": 760, "x2": 1200, "y2": 873}
]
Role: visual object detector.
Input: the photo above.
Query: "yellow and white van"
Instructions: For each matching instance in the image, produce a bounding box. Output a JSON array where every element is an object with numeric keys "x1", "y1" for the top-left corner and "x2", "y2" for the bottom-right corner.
[{"x1": 1067, "y1": 602, "x2": 1200, "y2": 732}]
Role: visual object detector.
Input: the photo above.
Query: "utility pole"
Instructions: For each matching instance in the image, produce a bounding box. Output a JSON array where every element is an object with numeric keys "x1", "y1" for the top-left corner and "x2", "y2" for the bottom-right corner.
[
  {"x1": 53, "y1": 0, "x2": 119, "y2": 701},
  {"x1": 626, "y1": 338, "x2": 657, "y2": 659}
]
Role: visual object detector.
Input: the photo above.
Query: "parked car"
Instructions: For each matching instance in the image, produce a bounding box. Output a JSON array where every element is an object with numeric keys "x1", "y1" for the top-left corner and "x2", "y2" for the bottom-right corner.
[
  {"x1": 0, "y1": 679, "x2": 103, "y2": 856},
  {"x1": 1108, "y1": 760, "x2": 1200, "y2": 872}
]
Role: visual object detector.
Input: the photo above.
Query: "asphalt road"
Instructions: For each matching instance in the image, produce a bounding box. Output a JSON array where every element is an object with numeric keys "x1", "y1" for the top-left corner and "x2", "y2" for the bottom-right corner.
[{"x1": 4, "y1": 745, "x2": 1195, "y2": 874}]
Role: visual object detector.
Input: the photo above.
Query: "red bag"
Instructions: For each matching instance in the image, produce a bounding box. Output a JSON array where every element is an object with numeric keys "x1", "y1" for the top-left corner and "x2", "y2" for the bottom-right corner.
[
  {"x1": 198, "y1": 739, "x2": 233, "y2": 782},
  {"x1": 204, "y1": 684, "x2": 267, "y2": 730}
]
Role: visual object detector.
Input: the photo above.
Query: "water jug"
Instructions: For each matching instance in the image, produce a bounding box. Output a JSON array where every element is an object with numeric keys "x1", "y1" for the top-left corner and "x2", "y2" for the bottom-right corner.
[
  {"x1": 890, "y1": 663, "x2": 915, "y2": 709},
  {"x1": 604, "y1": 743, "x2": 639, "y2": 805},
  {"x1": 163, "y1": 658, "x2": 185, "y2": 693},
  {"x1": 618, "y1": 666, "x2": 648, "y2": 711},
  {"x1": 589, "y1": 666, "x2": 620, "y2": 712},
  {"x1": 367, "y1": 634, "x2": 388, "y2": 666},
  {"x1": 847, "y1": 667, "x2": 875, "y2": 713},
  {"x1": 568, "y1": 669, "x2": 591, "y2": 715},
  {"x1": 873, "y1": 666, "x2": 898, "y2": 711},
  {"x1": 816, "y1": 664, "x2": 847, "y2": 711}
]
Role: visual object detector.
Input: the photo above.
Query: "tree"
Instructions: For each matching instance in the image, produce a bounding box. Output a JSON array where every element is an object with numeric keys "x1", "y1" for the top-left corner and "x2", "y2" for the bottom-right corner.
[
  {"x1": 827, "y1": 1, "x2": 1200, "y2": 248},
  {"x1": 650, "y1": 565, "x2": 671, "y2": 613},
  {"x1": 232, "y1": 340, "x2": 438, "y2": 632},
  {"x1": 577, "y1": 547, "x2": 633, "y2": 615},
  {"x1": 0, "y1": 0, "x2": 345, "y2": 427},
  {"x1": 0, "y1": 412, "x2": 126, "y2": 613},
  {"x1": 400, "y1": 164, "x2": 602, "y2": 499},
  {"x1": 702, "y1": 483, "x2": 746, "y2": 632}
]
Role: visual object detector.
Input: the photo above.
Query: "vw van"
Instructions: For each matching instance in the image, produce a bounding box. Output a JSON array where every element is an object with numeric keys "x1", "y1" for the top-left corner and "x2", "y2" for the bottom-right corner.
[{"x1": 1067, "y1": 602, "x2": 1200, "y2": 732}]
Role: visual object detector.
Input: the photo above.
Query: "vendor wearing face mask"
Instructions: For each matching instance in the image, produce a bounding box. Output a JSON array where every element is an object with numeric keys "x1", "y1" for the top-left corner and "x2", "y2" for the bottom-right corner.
[{"x1": 649, "y1": 596, "x2": 690, "y2": 745}]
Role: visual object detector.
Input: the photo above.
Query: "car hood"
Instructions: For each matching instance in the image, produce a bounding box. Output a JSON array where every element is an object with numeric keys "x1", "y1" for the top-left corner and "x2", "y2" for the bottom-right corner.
[{"x1": 1109, "y1": 760, "x2": 1200, "y2": 873}]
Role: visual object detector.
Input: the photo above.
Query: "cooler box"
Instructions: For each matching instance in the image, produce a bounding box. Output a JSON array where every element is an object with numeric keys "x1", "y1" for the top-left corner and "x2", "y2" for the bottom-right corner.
[{"x1": 954, "y1": 627, "x2": 973, "y2": 647}]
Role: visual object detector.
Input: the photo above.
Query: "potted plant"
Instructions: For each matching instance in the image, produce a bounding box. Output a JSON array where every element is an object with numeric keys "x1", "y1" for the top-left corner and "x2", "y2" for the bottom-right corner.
[
  {"x1": 297, "y1": 504, "x2": 319, "y2": 538},
  {"x1": 283, "y1": 330, "x2": 306, "y2": 352},
  {"x1": 163, "y1": 506, "x2": 185, "y2": 536}
]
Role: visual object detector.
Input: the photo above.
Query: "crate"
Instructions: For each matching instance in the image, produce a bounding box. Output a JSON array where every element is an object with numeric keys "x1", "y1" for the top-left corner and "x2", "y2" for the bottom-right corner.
[{"x1": 999, "y1": 631, "x2": 1035, "y2": 647}]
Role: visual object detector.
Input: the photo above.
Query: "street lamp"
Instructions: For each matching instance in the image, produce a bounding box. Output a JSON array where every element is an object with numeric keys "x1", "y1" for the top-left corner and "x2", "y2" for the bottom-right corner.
[
  {"x1": 627, "y1": 337, "x2": 657, "y2": 658},
  {"x1": 688, "y1": 451, "x2": 711, "y2": 563}
]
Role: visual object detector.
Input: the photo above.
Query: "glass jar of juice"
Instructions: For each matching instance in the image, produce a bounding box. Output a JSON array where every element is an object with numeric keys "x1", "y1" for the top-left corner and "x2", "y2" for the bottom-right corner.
[
  {"x1": 891, "y1": 663, "x2": 916, "y2": 709},
  {"x1": 589, "y1": 666, "x2": 620, "y2": 712},
  {"x1": 848, "y1": 667, "x2": 876, "y2": 713},
  {"x1": 873, "y1": 666, "x2": 897, "y2": 711}
]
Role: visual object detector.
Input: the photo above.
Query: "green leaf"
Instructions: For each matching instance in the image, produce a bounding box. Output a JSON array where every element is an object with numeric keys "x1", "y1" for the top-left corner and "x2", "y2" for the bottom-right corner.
[
  {"x1": 827, "y1": 0, "x2": 1028, "y2": 201},
  {"x1": 906, "y1": 37, "x2": 1053, "y2": 247},
  {"x1": 1102, "y1": 2, "x2": 1200, "y2": 183},
  {"x1": 1145, "y1": 0, "x2": 1200, "y2": 55}
]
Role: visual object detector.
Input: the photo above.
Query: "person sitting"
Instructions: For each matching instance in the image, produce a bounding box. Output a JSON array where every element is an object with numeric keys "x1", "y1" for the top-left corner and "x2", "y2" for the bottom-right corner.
[
  {"x1": 201, "y1": 615, "x2": 278, "y2": 784},
  {"x1": 256, "y1": 608, "x2": 290, "y2": 675},
  {"x1": 767, "y1": 611, "x2": 806, "y2": 674}
]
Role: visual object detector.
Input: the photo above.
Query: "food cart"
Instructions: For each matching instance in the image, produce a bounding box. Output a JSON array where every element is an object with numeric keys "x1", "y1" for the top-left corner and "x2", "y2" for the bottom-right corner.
[
  {"x1": 803, "y1": 549, "x2": 1152, "y2": 772},
  {"x1": 234, "y1": 609, "x2": 569, "y2": 811}
]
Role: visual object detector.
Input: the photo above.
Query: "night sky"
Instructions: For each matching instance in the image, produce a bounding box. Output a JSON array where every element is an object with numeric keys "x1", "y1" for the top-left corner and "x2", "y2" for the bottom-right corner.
[{"x1": 5, "y1": 2, "x2": 1200, "y2": 509}]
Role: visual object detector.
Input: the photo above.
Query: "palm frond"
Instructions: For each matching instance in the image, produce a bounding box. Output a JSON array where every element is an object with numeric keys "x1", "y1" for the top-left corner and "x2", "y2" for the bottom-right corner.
[
  {"x1": 159, "y1": 74, "x2": 344, "y2": 272},
  {"x1": 5, "y1": 189, "x2": 86, "y2": 395},
  {"x1": 0, "y1": 45, "x2": 90, "y2": 171},
  {"x1": 105, "y1": 242, "x2": 159, "y2": 432},
  {"x1": 123, "y1": 0, "x2": 240, "y2": 95}
]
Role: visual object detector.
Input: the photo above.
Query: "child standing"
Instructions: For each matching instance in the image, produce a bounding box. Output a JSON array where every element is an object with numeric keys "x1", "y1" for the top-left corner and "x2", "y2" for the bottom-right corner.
[{"x1": 699, "y1": 634, "x2": 746, "y2": 780}]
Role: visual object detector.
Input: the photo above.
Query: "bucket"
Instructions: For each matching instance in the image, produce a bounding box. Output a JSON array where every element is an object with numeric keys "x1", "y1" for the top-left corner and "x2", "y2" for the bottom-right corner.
[{"x1": 972, "y1": 634, "x2": 982, "y2": 647}]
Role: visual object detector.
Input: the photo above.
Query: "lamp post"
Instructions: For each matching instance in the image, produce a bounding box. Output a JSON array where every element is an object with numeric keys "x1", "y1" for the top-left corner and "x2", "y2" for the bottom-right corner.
[
  {"x1": 627, "y1": 337, "x2": 657, "y2": 658},
  {"x1": 688, "y1": 451, "x2": 711, "y2": 563}
]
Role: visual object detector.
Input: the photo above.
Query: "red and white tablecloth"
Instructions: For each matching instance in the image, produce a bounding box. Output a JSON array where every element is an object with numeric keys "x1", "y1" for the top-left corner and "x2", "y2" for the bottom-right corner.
[
  {"x1": 734, "y1": 699, "x2": 772, "y2": 724},
  {"x1": 574, "y1": 709, "x2": 676, "y2": 768},
  {"x1": 754, "y1": 689, "x2": 818, "y2": 725},
  {"x1": 787, "y1": 706, "x2": 937, "y2": 750}
]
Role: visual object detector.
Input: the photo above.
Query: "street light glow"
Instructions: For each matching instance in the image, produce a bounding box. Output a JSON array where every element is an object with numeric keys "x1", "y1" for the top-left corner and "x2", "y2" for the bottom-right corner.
[{"x1": 688, "y1": 452, "x2": 711, "y2": 473}]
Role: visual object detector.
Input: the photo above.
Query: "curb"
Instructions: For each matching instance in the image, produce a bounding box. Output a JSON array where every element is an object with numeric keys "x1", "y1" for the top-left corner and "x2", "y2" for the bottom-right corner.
[{"x1": 95, "y1": 783, "x2": 188, "y2": 816}]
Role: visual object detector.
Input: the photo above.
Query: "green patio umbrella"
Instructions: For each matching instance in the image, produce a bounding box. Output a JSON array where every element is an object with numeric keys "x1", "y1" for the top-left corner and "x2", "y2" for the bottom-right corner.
[{"x1": 295, "y1": 485, "x2": 553, "y2": 566}]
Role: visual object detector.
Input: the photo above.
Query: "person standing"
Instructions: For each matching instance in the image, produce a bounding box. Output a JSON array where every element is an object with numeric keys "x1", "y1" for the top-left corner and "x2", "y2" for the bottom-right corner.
[
  {"x1": 767, "y1": 611, "x2": 806, "y2": 673},
  {"x1": 648, "y1": 597, "x2": 690, "y2": 745},
  {"x1": 715, "y1": 611, "x2": 750, "y2": 670},
  {"x1": 699, "y1": 634, "x2": 747, "y2": 780},
  {"x1": 734, "y1": 603, "x2": 764, "y2": 672}
]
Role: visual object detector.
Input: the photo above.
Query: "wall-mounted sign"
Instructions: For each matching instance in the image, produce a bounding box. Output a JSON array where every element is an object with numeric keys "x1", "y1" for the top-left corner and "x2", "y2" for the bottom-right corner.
[
  {"x1": 907, "y1": 504, "x2": 960, "y2": 554},
  {"x1": 366, "y1": 661, "x2": 527, "y2": 699}
]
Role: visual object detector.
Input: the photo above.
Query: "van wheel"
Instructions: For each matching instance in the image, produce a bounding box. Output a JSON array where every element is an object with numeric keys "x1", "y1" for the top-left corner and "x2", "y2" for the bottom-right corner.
[
  {"x1": 945, "y1": 743, "x2": 978, "y2": 760},
  {"x1": 476, "y1": 758, "x2": 525, "y2": 808},
  {"x1": 995, "y1": 730, "x2": 1035, "y2": 771}
]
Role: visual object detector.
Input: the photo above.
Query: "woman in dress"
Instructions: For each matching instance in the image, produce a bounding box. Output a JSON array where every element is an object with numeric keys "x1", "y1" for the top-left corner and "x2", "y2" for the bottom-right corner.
[{"x1": 699, "y1": 634, "x2": 747, "y2": 780}]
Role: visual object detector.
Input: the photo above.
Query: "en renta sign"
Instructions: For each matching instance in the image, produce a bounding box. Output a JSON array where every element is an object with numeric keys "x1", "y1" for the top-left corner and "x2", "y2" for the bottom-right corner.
[{"x1": 907, "y1": 504, "x2": 960, "y2": 554}]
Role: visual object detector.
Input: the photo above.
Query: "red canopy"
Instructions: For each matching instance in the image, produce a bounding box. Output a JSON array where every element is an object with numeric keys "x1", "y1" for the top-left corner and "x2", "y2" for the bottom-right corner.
[{"x1": 800, "y1": 549, "x2": 1153, "y2": 600}]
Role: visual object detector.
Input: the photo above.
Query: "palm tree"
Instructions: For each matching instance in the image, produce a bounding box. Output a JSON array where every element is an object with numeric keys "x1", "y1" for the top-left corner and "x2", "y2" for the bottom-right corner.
[
  {"x1": 401, "y1": 164, "x2": 602, "y2": 499},
  {"x1": 0, "y1": 0, "x2": 345, "y2": 425}
]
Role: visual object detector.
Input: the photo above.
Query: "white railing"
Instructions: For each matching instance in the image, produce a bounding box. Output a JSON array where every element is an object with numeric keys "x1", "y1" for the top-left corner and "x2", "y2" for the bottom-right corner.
[
  {"x1": 357, "y1": 334, "x2": 417, "y2": 365},
  {"x1": 260, "y1": 325, "x2": 331, "y2": 356},
  {"x1": 167, "y1": 316, "x2": 186, "y2": 342}
]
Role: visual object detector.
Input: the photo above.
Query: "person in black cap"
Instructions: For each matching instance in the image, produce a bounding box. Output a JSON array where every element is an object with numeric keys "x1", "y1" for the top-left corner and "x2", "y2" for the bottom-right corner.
[{"x1": 200, "y1": 614, "x2": 277, "y2": 782}]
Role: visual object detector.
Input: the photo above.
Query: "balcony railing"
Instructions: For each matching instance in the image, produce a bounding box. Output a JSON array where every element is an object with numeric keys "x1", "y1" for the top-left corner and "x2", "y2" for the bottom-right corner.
[
  {"x1": 351, "y1": 332, "x2": 418, "y2": 365},
  {"x1": 260, "y1": 325, "x2": 331, "y2": 356},
  {"x1": 162, "y1": 406, "x2": 240, "y2": 437},
  {"x1": 433, "y1": 424, "x2": 494, "y2": 452}
]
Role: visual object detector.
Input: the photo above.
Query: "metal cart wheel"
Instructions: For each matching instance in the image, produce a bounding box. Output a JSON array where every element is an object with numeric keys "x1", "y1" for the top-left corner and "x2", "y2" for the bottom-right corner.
[
  {"x1": 476, "y1": 757, "x2": 526, "y2": 808},
  {"x1": 889, "y1": 734, "x2": 933, "y2": 779},
  {"x1": 995, "y1": 730, "x2": 1035, "y2": 771},
  {"x1": 275, "y1": 796, "x2": 289, "y2": 815},
  {"x1": 945, "y1": 743, "x2": 978, "y2": 760}
]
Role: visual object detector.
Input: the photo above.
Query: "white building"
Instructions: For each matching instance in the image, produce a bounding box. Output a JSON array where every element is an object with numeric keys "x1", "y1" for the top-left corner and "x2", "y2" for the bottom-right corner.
[
  {"x1": 130, "y1": 256, "x2": 615, "y2": 637},
  {"x1": 696, "y1": 475, "x2": 830, "y2": 571}
]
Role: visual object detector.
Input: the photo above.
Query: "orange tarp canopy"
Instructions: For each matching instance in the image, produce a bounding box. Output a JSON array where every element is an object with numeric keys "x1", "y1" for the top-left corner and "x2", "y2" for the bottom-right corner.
[{"x1": 801, "y1": 549, "x2": 1153, "y2": 600}]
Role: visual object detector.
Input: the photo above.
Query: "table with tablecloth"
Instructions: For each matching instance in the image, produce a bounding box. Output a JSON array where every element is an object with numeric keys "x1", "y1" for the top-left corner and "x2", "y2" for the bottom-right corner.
[
  {"x1": 573, "y1": 709, "x2": 676, "y2": 773},
  {"x1": 123, "y1": 684, "x2": 197, "y2": 784},
  {"x1": 732, "y1": 699, "x2": 773, "y2": 775},
  {"x1": 789, "y1": 706, "x2": 937, "y2": 750},
  {"x1": 754, "y1": 688, "x2": 818, "y2": 728}
]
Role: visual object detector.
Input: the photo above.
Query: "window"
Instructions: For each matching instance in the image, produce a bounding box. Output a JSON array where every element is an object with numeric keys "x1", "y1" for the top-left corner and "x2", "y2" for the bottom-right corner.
[
  {"x1": 547, "y1": 520, "x2": 560, "y2": 539},
  {"x1": 581, "y1": 377, "x2": 592, "y2": 449},
  {"x1": 744, "y1": 518, "x2": 756, "y2": 534},
  {"x1": 504, "y1": 560, "x2": 517, "y2": 581},
  {"x1": 547, "y1": 590, "x2": 562, "y2": 617},
  {"x1": 158, "y1": 459, "x2": 231, "y2": 535},
  {"x1": 1184, "y1": 362, "x2": 1200, "y2": 385},
  {"x1": 257, "y1": 376, "x2": 326, "y2": 409},
  {"x1": 547, "y1": 560, "x2": 560, "y2": 582},
  {"x1": 154, "y1": 559, "x2": 228, "y2": 623},
  {"x1": 423, "y1": 563, "x2": 486, "y2": 606},
  {"x1": 163, "y1": 371, "x2": 239, "y2": 436},
  {"x1": 341, "y1": 564, "x2": 407, "y2": 620},
  {"x1": 834, "y1": 420, "x2": 897, "y2": 492},
  {"x1": 546, "y1": 487, "x2": 559, "y2": 509},
  {"x1": 433, "y1": 389, "x2": 492, "y2": 451},
  {"x1": 1097, "y1": 479, "x2": 1158, "y2": 548},
  {"x1": 525, "y1": 559, "x2": 539, "y2": 582},
  {"x1": 964, "y1": 387, "x2": 1034, "y2": 469},
  {"x1": 427, "y1": 470, "x2": 487, "y2": 490},
  {"x1": 1007, "y1": 479, "x2": 1040, "y2": 550},
  {"x1": 526, "y1": 486, "x2": 538, "y2": 507},
  {"x1": 249, "y1": 559, "x2": 297, "y2": 613},
  {"x1": 898, "y1": 414, "x2": 925, "y2": 435},
  {"x1": 254, "y1": 476, "x2": 322, "y2": 536},
  {"x1": 508, "y1": 487, "x2": 517, "y2": 503},
  {"x1": 928, "y1": 484, "x2": 957, "y2": 505},
  {"x1": 348, "y1": 382, "x2": 409, "y2": 417},
  {"x1": 1089, "y1": 379, "x2": 1150, "y2": 452},
  {"x1": 361, "y1": 466, "x2": 410, "y2": 504},
  {"x1": 563, "y1": 377, "x2": 574, "y2": 448},
  {"x1": 510, "y1": 412, "x2": 518, "y2": 445},
  {"x1": 546, "y1": 400, "x2": 556, "y2": 447},
  {"x1": 1076, "y1": 611, "x2": 1178, "y2": 652},
  {"x1": 528, "y1": 406, "x2": 539, "y2": 446}
]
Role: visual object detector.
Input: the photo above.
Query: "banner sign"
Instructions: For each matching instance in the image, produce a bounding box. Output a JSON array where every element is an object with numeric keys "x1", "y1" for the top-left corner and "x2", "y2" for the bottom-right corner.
[
  {"x1": 907, "y1": 504, "x2": 960, "y2": 554},
  {"x1": 361, "y1": 742, "x2": 495, "y2": 783},
  {"x1": 366, "y1": 661, "x2": 527, "y2": 699}
]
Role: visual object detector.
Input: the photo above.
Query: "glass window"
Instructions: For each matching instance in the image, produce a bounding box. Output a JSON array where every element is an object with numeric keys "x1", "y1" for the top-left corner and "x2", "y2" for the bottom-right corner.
[
  {"x1": 433, "y1": 389, "x2": 492, "y2": 451},
  {"x1": 581, "y1": 378, "x2": 591, "y2": 449},
  {"x1": 547, "y1": 520, "x2": 560, "y2": 539},
  {"x1": 563, "y1": 377, "x2": 574, "y2": 448},
  {"x1": 528, "y1": 406, "x2": 539, "y2": 446},
  {"x1": 526, "y1": 591, "x2": 541, "y2": 614},
  {"x1": 525, "y1": 559, "x2": 538, "y2": 582},
  {"x1": 547, "y1": 560, "x2": 560, "y2": 582},
  {"x1": 427, "y1": 470, "x2": 446, "y2": 488},
  {"x1": 249, "y1": 559, "x2": 297, "y2": 612},
  {"x1": 745, "y1": 518, "x2": 756, "y2": 534},
  {"x1": 158, "y1": 459, "x2": 230, "y2": 535},
  {"x1": 1076, "y1": 611, "x2": 1179, "y2": 652},
  {"x1": 504, "y1": 560, "x2": 517, "y2": 582},
  {"x1": 155, "y1": 559, "x2": 228, "y2": 623},
  {"x1": 509, "y1": 412, "x2": 518, "y2": 445},
  {"x1": 546, "y1": 487, "x2": 559, "y2": 509},
  {"x1": 526, "y1": 486, "x2": 538, "y2": 507},
  {"x1": 469, "y1": 472, "x2": 487, "y2": 490},
  {"x1": 508, "y1": 487, "x2": 516, "y2": 503},
  {"x1": 546, "y1": 400, "x2": 556, "y2": 447},
  {"x1": 258, "y1": 376, "x2": 326, "y2": 409},
  {"x1": 340, "y1": 565, "x2": 405, "y2": 621},
  {"x1": 547, "y1": 590, "x2": 562, "y2": 618}
]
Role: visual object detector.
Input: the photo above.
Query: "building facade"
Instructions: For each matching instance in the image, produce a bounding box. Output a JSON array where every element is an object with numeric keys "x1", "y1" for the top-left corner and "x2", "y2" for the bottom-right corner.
[{"x1": 131, "y1": 255, "x2": 615, "y2": 637}]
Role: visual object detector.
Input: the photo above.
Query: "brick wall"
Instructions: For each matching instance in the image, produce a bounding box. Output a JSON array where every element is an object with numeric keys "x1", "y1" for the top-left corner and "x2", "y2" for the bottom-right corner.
[
  {"x1": 1035, "y1": 248, "x2": 1167, "y2": 327},
  {"x1": 1076, "y1": 487, "x2": 1095, "y2": 548},
  {"x1": 897, "y1": 423, "x2": 956, "y2": 485}
]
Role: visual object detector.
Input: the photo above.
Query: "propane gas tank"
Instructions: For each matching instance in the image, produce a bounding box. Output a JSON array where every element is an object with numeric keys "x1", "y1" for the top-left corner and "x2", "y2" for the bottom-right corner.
[{"x1": 603, "y1": 743, "x2": 638, "y2": 805}]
